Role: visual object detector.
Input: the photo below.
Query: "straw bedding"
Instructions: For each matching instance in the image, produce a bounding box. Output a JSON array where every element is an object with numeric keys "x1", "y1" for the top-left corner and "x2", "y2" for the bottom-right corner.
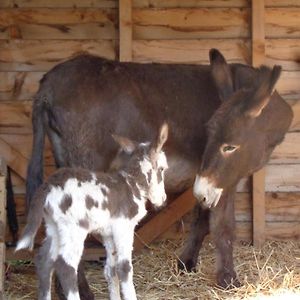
[{"x1": 5, "y1": 239, "x2": 300, "y2": 299}]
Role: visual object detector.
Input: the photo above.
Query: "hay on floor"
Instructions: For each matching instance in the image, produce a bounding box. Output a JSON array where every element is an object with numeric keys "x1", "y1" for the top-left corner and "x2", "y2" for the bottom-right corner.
[{"x1": 5, "y1": 240, "x2": 300, "y2": 300}]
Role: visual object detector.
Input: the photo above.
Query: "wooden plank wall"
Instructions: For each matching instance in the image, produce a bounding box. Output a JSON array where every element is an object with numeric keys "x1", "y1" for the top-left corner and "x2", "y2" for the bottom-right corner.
[
  {"x1": 0, "y1": 0, "x2": 118, "y2": 246},
  {"x1": 264, "y1": 0, "x2": 300, "y2": 240},
  {"x1": 129, "y1": 0, "x2": 300, "y2": 242},
  {"x1": 0, "y1": 0, "x2": 299, "y2": 246},
  {"x1": 0, "y1": 0, "x2": 118, "y2": 183}
]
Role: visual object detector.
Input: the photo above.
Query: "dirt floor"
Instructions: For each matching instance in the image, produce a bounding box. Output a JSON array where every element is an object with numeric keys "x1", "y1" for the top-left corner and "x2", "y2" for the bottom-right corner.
[{"x1": 5, "y1": 239, "x2": 300, "y2": 300}]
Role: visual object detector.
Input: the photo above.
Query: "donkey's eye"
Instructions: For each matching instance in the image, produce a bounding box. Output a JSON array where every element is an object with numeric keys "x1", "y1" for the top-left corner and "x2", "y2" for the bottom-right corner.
[
  {"x1": 221, "y1": 144, "x2": 239, "y2": 154},
  {"x1": 158, "y1": 167, "x2": 164, "y2": 173}
]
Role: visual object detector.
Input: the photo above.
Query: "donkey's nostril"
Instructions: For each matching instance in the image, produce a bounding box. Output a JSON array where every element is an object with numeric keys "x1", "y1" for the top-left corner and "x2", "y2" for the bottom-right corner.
[{"x1": 194, "y1": 193, "x2": 205, "y2": 202}]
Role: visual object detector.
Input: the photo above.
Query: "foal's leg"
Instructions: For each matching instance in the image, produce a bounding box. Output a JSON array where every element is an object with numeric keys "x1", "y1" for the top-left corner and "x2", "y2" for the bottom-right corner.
[
  {"x1": 35, "y1": 237, "x2": 56, "y2": 300},
  {"x1": 54, "y1": 227, "x2": 87, "y2": 300},
  {"x1": 113, "y1": 223, "x2": 137, "y2": 300},
  {"x1": 50, "y1": 137, "x2": 95, "y2": 300},
  {"x1": 54, "y1": 258, "x2": 94, "y2": 300},
  {"x1": 178, "y1": 203, "x2": 210, "y2": 271},
  {"x1": 210, "y1": 189, "x2": 240, "y2": 288},
  {"x1": 103, "y1": 236, "x2": 121, "y2": 300}
]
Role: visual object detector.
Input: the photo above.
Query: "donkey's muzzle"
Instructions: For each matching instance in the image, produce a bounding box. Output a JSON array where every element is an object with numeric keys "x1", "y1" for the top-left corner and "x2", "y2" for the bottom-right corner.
[{"x1": 193, "y1": 176, "x2": 223, "y2": 208}]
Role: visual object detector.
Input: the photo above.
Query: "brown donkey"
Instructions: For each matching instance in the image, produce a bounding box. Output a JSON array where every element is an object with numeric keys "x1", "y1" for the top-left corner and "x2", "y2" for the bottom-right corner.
[{"x1": 26, "y1": 49, "x2": 293, "y2": 297}]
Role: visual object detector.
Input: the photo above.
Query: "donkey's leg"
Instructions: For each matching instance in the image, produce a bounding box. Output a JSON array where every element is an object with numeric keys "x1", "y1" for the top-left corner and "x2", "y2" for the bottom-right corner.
[
  {"x1": 113, "y1": 223, "x2": 137, "y2": 300},
  {"x1": 35, "y1": 237, "x2": 56, "y2": 300},
  {"x1": 46, "y1": 128, "x2": 65, "y2": 168},
  {"x1": 77, "y1": 261, "x2": 95, "y2": 300},
  {"x1": 178, "y1": 203, "x2": 210, "y2": 271},
  {"x1": 103, "y1": 235, "x2": 121, "y2": 300},
  {"x1": 210, "y1": 189, "x2": 240, "y2": 288},
  {"x1": 54, "y1": 227, "x2": 87, "y2": 300}
]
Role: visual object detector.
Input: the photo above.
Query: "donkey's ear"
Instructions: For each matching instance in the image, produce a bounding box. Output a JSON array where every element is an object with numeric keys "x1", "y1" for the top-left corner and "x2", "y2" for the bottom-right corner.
[
  {"x1": 112, "y1": 134, "x2": 136, "y2": 154},
  {"x1": 209, "y1": 48, "x2": 234, "y2": 101},
  {"x1": 245, "y1": 65, "x2": 281, "y2": 118},
  {"x1": 155, "y1": 123, "x2": 168, "y2": 153}
]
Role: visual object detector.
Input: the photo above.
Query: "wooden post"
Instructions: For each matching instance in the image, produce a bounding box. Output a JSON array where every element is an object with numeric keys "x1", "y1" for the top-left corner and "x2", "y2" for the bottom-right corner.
[
  {"x1": 119, "y1": 0, "x2": 132, "y2": 62},
  {"x1": 252, "y1": 0, "x2": 266, "y2": 247},
  {"x1": 0, "y1": 158, "x2": 7, "y2": 299}
]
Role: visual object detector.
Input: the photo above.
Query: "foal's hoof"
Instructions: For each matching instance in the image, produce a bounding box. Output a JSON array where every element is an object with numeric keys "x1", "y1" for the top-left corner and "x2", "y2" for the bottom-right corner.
[
  {"x1": 217, "y1": 271, "x2": 241, "y2": 289},
  {"x1": 177, "y1": 257, "x2": 197, "y2": 273}
]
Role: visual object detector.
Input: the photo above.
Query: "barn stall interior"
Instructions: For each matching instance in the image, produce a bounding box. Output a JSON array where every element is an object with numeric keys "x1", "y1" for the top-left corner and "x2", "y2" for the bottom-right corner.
[{"x1": 0, "y1": 0, "x2": 299, "y2": 299}]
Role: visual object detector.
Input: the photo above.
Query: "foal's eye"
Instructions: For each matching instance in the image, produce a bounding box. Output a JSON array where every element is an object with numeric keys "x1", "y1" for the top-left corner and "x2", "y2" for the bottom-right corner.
[{"x1": 221, "y1": 144, "x2": 239, "y2": 154}]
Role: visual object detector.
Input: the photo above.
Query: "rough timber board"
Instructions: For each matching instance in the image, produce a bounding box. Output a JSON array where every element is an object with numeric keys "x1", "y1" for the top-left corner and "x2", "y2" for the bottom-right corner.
[
  {"x1": 0, "y1": 8, "x2": 117, "y2": 40},
  {"x1": 132, "y1": 8, "x2": 250, "y2": 39},
  {"x1": 266, "y1": 8, "x2": 300, "y2": 38},
  {"x1": 0, "y1": 0, "x2": 118, "y2": 8},
  {"x1": 133, "y1": 0, "x2": 249, "y2": 8},
  {"x1": 132, "y1": 39, "x2": 251, "y2": 64},
  {"x1": 265, "y1": 39, "x2": 300, "y2": 71},
  {"x1": 0, "y1": 40, "x2": 116, "y2": 72}
]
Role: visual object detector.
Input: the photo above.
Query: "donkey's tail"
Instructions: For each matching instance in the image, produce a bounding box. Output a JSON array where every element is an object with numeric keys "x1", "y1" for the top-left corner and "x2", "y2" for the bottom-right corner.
[
  {"x1": 16, "y1": 184, "x2": 47, "y2": 251},
  {"x1": 25, "y1": 90, "x2": 47, "y2": 212}
]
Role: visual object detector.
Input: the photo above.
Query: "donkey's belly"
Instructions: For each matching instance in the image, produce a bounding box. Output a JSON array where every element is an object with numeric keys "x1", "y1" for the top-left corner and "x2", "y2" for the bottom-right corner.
[{"x1": 164, "y1": 155, "x2": 198, "y2": 194}]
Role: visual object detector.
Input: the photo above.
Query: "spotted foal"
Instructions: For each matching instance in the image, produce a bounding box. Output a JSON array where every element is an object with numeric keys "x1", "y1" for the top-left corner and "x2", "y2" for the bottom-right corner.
[{"x1": 16, "y1": 124, "x2": 169, "y2": 300}]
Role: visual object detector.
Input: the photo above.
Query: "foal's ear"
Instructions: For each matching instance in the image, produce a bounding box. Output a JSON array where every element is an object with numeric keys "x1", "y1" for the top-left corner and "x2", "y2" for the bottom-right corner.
[
  {"x1": 245, "y1": 65, "x2": 281, "y2": 118},
  {"x1": 209, "y1": 48, "x2": 234, "y2": 101},
  {"x1": 155, "y1": 123, "x2": 168, "y2": 153},
  {"x1": 112, "y1": 134, "x2": 136, "y2": 154}
]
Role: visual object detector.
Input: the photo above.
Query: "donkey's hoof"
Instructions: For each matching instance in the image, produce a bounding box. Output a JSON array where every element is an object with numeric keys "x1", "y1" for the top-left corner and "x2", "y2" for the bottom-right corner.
[
  {"x1": 79, "y1": 292, "x2": 95, "y2": 300},
  {"x1": 79, "y1": 291, "x2": 95, "y2": 300},
  {"x1": 217, "y1": 271, "x2": 241, "y2": 289},
  {"x1": 177, "y1": 257, "x2": 197, "y2": 272}
]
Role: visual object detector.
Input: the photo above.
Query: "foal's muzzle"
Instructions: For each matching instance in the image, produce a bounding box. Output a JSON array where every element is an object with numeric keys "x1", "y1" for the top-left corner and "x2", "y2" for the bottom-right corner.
[{"x1": 193, "y1": 176, "x2": 223, "y2": 208}]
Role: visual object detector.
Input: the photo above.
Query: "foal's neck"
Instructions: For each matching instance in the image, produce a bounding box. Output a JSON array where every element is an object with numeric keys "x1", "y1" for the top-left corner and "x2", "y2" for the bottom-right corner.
[{"x1": 118, "y1": 158, "x2": 151, "y2": 200}]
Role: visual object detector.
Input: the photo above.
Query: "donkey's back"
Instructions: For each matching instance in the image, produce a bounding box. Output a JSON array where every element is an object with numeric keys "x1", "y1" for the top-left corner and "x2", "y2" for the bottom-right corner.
[{"x1": 26, "y1": 54, "x2": 218, "y2": 207}]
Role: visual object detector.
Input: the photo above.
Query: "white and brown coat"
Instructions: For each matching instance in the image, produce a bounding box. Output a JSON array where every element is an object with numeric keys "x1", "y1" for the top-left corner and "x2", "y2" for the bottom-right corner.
[{"x1": 16, "y1": 124, "x2": 168, "y2": 300}]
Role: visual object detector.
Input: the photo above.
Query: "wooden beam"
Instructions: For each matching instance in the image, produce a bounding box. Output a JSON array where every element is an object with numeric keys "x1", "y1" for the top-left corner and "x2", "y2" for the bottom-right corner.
[
  {"x1": 119, "y1": 0, "x2": 133, "y2": 61},
  {"x1": 252, "y1": 0, "x2": 266, "y2": 248},
  {"x1": 252, "y1": 0, "x2": 265, "y2": 65},
  {"x1": 0, "y1": 138, "x2": 28, "y2": 180},
  {"x1": 0, "y1": 158, "x2": 6, "y2": 296},
  {"x1": 134, "y1": 188, "x2": 196, "y2": 252},
  {"x1": 6, "y1": 247, "x2": 106, "y2": 262}
]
